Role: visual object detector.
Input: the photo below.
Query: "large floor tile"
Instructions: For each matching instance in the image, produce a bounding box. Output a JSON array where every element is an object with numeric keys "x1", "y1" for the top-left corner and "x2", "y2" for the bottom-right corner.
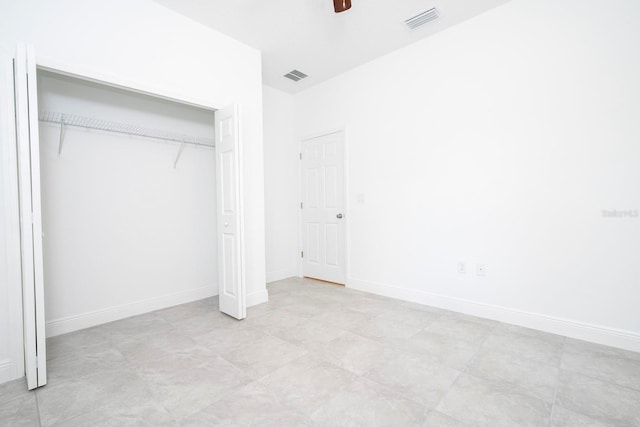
[
  {"x1": 311, "y1": 331, "x2": 394, "y2": 376},
  {"x1": 348, "y1": 317, "x2": 423, "y2": 343},
  {"x1": 165, "y1": 310, "x2": 245, "y2": 338},
  {"x1": 145, "y1": 355, "x2": 251, "y2": 420},
  {"x1": 0, "y1": 393, "x2": 40, "y2": 427},
  {"x1": 466, "y1": 346, "x2": 560, "y2": 403},
  {"x1": 52, "y1": 395, "x2": 176, "y2": 427},
  {"x1": 130, "y1": 345, "x2": 218, "y2": 380},
  {"x1": 259, "y1": 355, "x2": 356, "y2": 414},
  {"x1": 106, "y1": 313, "x2": 178, "y2": 347},
  {"x1": 481, "y1": 323, "x2": 565, "y2": 367},
  {"x1": 550, "y1": 406, "x2": 610, "y2": 427},
  {"x1": 46, "y1": 325, "x2": 113, "y2": 360},
  {"x1": 194, "y1": 326, "x2": 268, "y2": 355},
  {"x1": 562, "y1": 338, "x2": 640, "y2": 391},
  {"x1": 311, "y1": 377, "x2": 427, "y2": 426},
  {"x1": 365, "y1": 349, "x2": 461, "y2": 408},
  {"x1": 309, "y1": 308, "x2": 373, "y2": 329},
  {"x1": 555, "y1": 370, "x2": 640, "y2": 426},
  {"x1": 155, "y1": 298, "x2": 218, "y2": 323},
  {"x1": 115, "y1": 329, "x2": 200, "y2": 366},
  {"x1": 399, "y1": 329, "x2": 481, "y2": 370},
  {"x1": 423, "y1": 411, "x2": 470, "y2": 427},
  {"x1": 436, "y1": 374, "x2": 551, "y2": 427},
  {"x1": 347, "y1": 295, "x2": 400, "y2": 316},
  {"x1": 239, "y1": 308, "x2": 312, "y2": 335},
  {"x1": 425, "y1": 314, "x2": 497, "y2": 346},
  {"x1": 47, "y1": 346, "x2": 132, "y2": 383},
  {"x1": 270, "y1": 318, "x2": 348, "y2": 349},
  {"x1": 37, "y1": 369, "x2": 150, "y2": 426},
  {"x1": 375, "y1": 305, "x2": 442, "y2": 328},
  {"x1": 180, "y1": 381, "x2": 311, "y2": 427},
  {"x1": 221, "y1": 335, "x2": 307, "y2": 379},
  {"x1": 0, "y1": 377, "x2": 29, "y2": 405}
]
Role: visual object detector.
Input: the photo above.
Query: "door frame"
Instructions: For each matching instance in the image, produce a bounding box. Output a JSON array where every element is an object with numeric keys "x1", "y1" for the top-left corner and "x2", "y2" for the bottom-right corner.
[
  {"x1": 298, "y1": 128, "x2": 350, "y2": 286},
  {"x1": 3, "y1": 51, "x2": 248, "y2": 387},
  {"x1": 0, "y1": 53, "x2": 25, "y2": 383}
]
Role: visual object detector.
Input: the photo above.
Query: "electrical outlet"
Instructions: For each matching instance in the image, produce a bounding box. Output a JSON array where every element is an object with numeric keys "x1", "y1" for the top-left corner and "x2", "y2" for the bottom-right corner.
[
  {"x1": 457, "y1": 262, "x2": 466, "y2": 274},
  {"x1": 476, "y1": 264, "x2": 486, "y2": 276}
]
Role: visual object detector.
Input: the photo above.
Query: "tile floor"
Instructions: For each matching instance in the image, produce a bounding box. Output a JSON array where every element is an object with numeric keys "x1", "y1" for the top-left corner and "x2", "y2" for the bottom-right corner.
[{"x1": 1, "y1": 277, "x2": 640, "y2": 426}]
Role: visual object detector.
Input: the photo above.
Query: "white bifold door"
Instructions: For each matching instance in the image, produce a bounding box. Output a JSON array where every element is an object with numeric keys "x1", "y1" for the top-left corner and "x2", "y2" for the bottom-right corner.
[
  {"x1": 14, "y1": 44, "x2": 47, "y2": 390},
  {"x1": 301, "y1": 131, "x2": 346, "y2": 284},
  {"x1": 215, "y1": 104, "x2": 246, "y2": 319}
]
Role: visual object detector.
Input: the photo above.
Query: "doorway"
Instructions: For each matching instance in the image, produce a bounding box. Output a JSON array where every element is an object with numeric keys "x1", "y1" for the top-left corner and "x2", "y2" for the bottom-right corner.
[{"x1": 300, "y1": 131, "x2": 346, "y2": 285}]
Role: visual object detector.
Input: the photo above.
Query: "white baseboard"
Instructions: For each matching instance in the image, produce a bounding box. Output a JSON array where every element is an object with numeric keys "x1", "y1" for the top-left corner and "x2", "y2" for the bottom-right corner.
[
  {"x1": 0, "y1": 359, "x2": 20, "y2": 385},
  {"x1": 348, "y1": 277, "x2": 640, "y2": 353},
  {"x1": 45, "y1": 285, "x2": 218, "y2": 337},
  {"x1": 266, "y1": 268, "x2": 298, "y2": 284},
  {"x1": 246, "y1": 289, "x2": 269, "y2": 307}
]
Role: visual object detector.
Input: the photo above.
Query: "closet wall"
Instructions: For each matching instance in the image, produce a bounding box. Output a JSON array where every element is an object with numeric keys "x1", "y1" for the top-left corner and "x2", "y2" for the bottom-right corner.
[{"x1": 38, "y1": 71, "x2": 217, "y2": 336}]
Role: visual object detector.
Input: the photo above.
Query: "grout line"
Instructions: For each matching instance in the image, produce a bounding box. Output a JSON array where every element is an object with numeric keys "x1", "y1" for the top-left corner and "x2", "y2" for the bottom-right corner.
[
  {"x1": 548, "y1": 336, "x2": 566, "y2": 426},
  {"x1": 34, "y1": 389, "x2": 43, "y2": 427},
  {"x1": 426, "y1": 324, "x2": 496, "y2": 424}
]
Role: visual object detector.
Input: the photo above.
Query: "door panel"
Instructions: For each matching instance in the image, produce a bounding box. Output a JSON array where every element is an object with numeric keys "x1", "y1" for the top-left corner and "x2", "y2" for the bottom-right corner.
[
  {"x1": 15, "y1": 43, "x2": 47, "y2": 389},
  {"x1": 325, "y1": 224, "x2": 339, "y2": 266},
  {"x1": 215, "y1": 104, "x2": 245, "y2": 319},
  {"x1": 301, "y1": 131, "x2": 346, "y2": 284}
]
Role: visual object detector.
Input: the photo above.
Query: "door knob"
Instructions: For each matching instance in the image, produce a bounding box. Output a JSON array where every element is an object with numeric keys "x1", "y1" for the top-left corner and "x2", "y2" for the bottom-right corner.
[{"x1": 336, "y1": 213, "x2": 343, "y2": 219}]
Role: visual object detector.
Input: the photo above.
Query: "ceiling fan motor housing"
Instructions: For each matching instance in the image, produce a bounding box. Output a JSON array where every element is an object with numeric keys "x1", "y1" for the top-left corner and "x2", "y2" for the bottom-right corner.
[{"x1": 333, "y1": 0, "x2": 352, "y2": 13}]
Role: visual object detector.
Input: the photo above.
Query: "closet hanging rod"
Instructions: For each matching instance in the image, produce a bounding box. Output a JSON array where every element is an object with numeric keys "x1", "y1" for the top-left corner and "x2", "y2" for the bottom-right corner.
[{"x1": 39, "y1": 111, "x2": 215, "y2": 148}]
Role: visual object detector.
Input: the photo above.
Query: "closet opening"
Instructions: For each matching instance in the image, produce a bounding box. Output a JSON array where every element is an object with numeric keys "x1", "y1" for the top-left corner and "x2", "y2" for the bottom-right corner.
[
  {"x1": 37, "y1": 69, "x2": 222, "y2": 339},
  {"x1": 8, "y1": 44, "x2": 246, "y2": 390}
]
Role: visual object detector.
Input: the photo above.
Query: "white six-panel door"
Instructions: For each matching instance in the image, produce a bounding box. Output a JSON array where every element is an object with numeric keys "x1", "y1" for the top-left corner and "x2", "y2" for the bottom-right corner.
[
  {"x1": 215, "y1": 104, "x2": 246, "y2": 319},
  {"x1": 301, "y1": 131, "x2": 346, "y2": 284},
  {"x1": 14, "y1": 44, "x2": 47, "y2": 390}
]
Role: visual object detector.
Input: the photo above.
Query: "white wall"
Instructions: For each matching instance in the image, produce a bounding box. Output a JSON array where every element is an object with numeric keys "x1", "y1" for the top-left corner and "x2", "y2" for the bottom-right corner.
[
  {"x1": 38, "y1": 71, "x2": 217, "y2": 336},
  {"x1": 0, "y1": 0, "x2": 267, "y2": 383},
  {"x1": 262, "y1": 86, "x2": 299, "y2": 282},
  {"x1": 294, "y1": 0, "x2": 640, "y2": 351}
]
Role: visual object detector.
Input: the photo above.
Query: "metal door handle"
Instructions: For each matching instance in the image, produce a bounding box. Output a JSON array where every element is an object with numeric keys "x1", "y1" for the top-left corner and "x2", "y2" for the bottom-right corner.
[{"x1": 336, "y1": 213, "x2": 343, "y2": 219}]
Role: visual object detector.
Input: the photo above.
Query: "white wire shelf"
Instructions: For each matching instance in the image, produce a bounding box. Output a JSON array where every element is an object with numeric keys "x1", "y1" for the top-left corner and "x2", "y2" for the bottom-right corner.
[{"x1": 39, "y1": 111, "x2": 215, "y2": 148}]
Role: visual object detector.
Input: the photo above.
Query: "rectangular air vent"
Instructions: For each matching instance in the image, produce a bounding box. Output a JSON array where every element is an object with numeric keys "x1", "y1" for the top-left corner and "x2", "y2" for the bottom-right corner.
[
  {"x1": 404, "y1": 7, "x2": 440, "y2": 30},
  {"x1": 284, "y1": 69, "x2": 308, "y2": 82}
]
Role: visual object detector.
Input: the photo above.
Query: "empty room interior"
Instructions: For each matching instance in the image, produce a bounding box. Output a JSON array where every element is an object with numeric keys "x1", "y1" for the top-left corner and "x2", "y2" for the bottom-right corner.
[{"x1": 1, "y1": 0, "x2": 639, "y2": 425}]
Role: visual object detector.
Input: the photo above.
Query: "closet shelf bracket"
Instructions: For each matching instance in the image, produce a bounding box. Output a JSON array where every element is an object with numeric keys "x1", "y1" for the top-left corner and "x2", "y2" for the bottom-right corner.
[
  {"x1": 58, "y1": 115, "x2": 66, "y2": 156},
  {"x1": 174, "y1": 141, "x2": 186, "y2": 169}
]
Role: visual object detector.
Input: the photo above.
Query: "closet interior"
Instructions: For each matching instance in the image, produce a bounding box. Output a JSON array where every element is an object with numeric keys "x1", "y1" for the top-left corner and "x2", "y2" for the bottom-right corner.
[{"x1": 37, "y1": 70, "x2": 218, "y2": 337}]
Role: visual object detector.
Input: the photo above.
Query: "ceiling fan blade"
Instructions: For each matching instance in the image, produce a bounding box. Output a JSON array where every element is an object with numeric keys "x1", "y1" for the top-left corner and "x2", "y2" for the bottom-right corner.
[{"x1": 333, "y1": 0, "x2": 352, "y2": 13}]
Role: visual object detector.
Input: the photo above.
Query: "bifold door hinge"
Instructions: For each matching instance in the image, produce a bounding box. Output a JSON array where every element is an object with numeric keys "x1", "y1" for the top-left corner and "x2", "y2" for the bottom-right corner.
[
  {"x1": 301, "y1": 251, "x2": 304, "y2": 258},
  {"x1": 299, "y1": 153, "x2": 302, "y2": 160},
  {"x1": 300, "y1": 202, "x2": 303, "y2": 209}
]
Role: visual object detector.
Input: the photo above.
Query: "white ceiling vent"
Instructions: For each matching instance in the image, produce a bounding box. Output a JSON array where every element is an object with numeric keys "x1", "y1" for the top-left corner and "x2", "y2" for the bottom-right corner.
[
  {"x1": 284, "y1": 69, "x2": 308, "y2": 82},
  {"x1": 404, "y1": 7, "x2": 440, "y2": 30}
]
